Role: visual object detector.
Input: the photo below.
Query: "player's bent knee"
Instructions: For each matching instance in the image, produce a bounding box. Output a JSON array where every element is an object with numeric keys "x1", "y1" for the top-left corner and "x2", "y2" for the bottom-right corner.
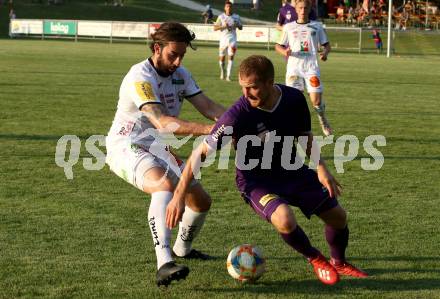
[
  {"x1": 271, "y1": 204, "x2": 297, "y2": 234},
  {"x1": 320, "y1": 205, "x2": 347, "y2": 229},
  {"x1": 142, "y1": 168, "x2": 174, "y2": 193},
  {"x1": 185, "y1": 186, "x2": 212, "y2": 212}
]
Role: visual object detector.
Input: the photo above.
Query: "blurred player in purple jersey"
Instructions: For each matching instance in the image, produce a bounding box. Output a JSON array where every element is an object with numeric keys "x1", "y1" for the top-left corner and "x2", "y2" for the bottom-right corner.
[
  {"x1": 276, "y1": 0, "x2": 317, "y2": 31},
  {"x1": 167, "y1": 55, "x2": 368, "y2": 285}
]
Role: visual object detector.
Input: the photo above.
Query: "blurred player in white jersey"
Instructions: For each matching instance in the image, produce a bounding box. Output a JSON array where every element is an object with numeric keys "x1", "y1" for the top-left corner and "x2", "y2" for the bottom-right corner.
[
  {"x1": 214, "y1": 1, "x2": 242, "y2": 81},
  {"x1": 105, "y1": 22, "x2": 225, "y2": 287},
  {"x1": 275, "y1": 0, "x2": 333, "y2": 136}
]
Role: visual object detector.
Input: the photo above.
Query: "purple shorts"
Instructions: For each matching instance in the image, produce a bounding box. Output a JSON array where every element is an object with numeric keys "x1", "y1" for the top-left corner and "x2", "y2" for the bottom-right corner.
[{"x1": 240, "y1": 168, "x2": 338, "y2": 222}]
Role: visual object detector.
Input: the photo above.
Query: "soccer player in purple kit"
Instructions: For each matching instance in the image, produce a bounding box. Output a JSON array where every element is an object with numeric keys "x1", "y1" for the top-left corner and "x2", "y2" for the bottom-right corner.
[
  {"x1": 276, "y1": 0, "x2": 317, "y2": 31},
  {"x1": 167, "y1": 55, "x2": 368, "y2": 285}
]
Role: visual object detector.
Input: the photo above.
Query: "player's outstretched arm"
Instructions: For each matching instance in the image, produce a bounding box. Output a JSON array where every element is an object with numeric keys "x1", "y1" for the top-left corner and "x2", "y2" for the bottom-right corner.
[
  {"x1": 141, "y1": 104, "x2": 213, "y2": 136},
  {"x1": 187, "y1": 93, "x2": 226, "y2": 122},
  {"x1": 166, "y1": 142, "x2": 209, "y2": 228}
]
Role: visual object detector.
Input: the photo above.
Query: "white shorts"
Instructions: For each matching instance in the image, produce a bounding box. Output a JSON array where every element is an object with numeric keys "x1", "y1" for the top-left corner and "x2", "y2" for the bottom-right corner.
[
  {"x1": 106, "y1": 142, "x2": 197, "y2": 191},
  {"x1": 219, "y1": 38, "x2": 237, "y2": 57},
  {"x1": 286, "y1": 56, "x2": 323, "y2": 93}
]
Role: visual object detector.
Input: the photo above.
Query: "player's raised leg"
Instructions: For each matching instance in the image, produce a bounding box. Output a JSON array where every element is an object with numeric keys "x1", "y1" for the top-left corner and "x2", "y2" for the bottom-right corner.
[
  {"x1": 172, "y1": 183, "x2": 212, "y2": 259},
  {"x1": 142, "y1": 167, "x2": 190, "y2": 287},
  {"x1": 318, "y1": 205, "x2": 369, "y2": 278}
]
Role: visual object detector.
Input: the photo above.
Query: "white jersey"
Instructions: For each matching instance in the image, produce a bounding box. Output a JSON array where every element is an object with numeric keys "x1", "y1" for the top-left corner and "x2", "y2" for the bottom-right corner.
[
  {"x1": 215, "y1": 13, "x2": 242, "y2": 43},
  {"x1": 107, "y1": 58, "x2": 201, "y2": 149},
  {"x1": 279, "y1": 21, "x2": 328, "y2": 59}
]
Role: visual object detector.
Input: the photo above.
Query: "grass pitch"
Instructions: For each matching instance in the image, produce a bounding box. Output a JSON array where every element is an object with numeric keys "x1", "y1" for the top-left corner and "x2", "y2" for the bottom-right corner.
[{"x1": 0, "y1": 39, "x2": 440, "y2": 298}]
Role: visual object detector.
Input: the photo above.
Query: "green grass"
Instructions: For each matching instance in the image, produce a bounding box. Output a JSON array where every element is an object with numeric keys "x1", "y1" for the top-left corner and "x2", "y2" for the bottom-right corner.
[{"x1": 1, "y1": 39, "x2": 440, "y2": 298}]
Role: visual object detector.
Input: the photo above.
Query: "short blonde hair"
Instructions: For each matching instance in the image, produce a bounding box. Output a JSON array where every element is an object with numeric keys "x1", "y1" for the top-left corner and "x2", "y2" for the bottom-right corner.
[{"x1": 294, "y1": 0, "x2": 312, "y2": 7}]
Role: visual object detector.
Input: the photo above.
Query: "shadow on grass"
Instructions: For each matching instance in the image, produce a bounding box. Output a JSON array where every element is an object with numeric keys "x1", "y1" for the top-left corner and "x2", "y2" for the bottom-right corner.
[
  {"x1": 194, "y1": 277, "x2": 440, "y2": 295},
  {"x1": 192, "y1": 255, "x2": 440, "y2": 294}
]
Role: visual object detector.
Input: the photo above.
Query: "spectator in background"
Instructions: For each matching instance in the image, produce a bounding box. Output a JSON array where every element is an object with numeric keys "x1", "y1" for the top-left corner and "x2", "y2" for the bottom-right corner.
[
  {"x1": 336, "y1": 4, "x2": 345, "y2": 23},
  {"x1": 9, "y1": 8, "x2": 16, "y2": 38},
  {"x1": 252, "y1": 0, "x2": 261, "y2": 11},
  {"x1": 347, "y1": 6, "x2": 355, "y2": 24},
  {"x1": 202, "y1": 4, "x2": 214, "y2": 23}
]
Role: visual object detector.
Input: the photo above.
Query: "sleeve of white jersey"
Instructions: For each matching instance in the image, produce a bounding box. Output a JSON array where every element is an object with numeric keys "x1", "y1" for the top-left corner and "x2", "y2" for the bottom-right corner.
[
  {"x1": 317, "y1": 23, "x2": 329, "y2": 46},
  {"x1": 182, "y1": 68, "x2": 202, "y2": 98},
  {"x1": 278, "y1": 25, "x2": 289, "y2": 46},
  {"x1": 127, "y1": 75, "x2": 161, "y2": 109},
  {"x1": 215, "y1": 15, "x2": 222, "y2": 26}
]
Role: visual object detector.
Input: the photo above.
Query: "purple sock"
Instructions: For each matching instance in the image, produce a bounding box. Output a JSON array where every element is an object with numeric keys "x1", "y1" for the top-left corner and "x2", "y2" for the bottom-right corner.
[
  {"x1": 325, "y1": 225, "x2": 349, "y2": 264},
  {"x1": 280, "y1": 226, "x2": 320, "y2": 259}
]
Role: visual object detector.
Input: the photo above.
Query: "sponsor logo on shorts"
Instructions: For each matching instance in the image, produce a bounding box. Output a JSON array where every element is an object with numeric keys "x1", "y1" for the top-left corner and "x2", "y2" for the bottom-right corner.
[
  {"x1": 259, "y1": 194, "x2": 278, "y2": 207},
  {"x1": 135, "y1": 81, "x2": 155, "y2": 102},
  {"x1": 310, "y1": 76, "x2": 320, "y2": 88}
]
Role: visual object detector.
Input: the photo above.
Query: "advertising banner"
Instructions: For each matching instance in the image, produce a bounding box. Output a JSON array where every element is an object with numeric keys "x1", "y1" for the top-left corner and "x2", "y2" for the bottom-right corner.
[
  {"x1": 237, "y1": 26, "x2": 269, "y2": 43},
  {"x1": 112, "y1": 22, "x2": 149, "y2": 38},
  {"x1": 10, "y1": 19, "x2": 43, "y2": 35},
  {"x1": 78, "y1": 21, "x2": 112, "y2": 37},
  {"x1": 269, "y1": 27, "x2": 282, "y2": 43},
  {"x1": 43, "y1": 20, "x2": 76, "y2": 35},
  {"x1": 186, "y1": 24, "x2": 218, "y2": 41}
]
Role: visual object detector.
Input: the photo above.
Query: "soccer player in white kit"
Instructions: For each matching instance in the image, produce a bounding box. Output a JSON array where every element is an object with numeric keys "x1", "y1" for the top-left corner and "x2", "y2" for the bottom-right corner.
[
  {"x1": 105, "y1": 22, "x2": 225, "y2": 287},
  {"x1": 214, "y1": 1, "x2": 242, "y2": 81},
  {"x1": 275, "y1": 0, "x2": 333, "y2": 136}
]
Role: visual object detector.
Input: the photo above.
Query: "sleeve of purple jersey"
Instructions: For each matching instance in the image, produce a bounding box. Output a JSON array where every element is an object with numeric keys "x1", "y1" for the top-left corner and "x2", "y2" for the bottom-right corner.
[
  {"x1": 277, "y1": 10, "x2": 284, "y2": 25},
  {"x1": 204, "y1": 109, "x2": 236, "y2": 153}
]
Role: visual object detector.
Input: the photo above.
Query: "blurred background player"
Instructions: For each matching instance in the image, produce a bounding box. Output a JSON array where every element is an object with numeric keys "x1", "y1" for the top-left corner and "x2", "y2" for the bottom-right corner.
[
  {"x1": 202, "y1": 4, "x2": 214, "y2": 24},
  {"x1": 167, "y1": 55, "x2": 368, "y2": 285},
  {"x1": 372, "y1": 29, "x2": 383, "y2": 54},
  {"x1": 105, "y1": 22, "x2": 225, "y2": 287},
  {"x1": 276, "y1": 0, "x2": 316, "y2": 31},
  {"x1": 214, "y1": 1, "x2": 242, "y2": 81},
  {"x1": 275, "y1": 0, "x2": 333, "y2": 136}
]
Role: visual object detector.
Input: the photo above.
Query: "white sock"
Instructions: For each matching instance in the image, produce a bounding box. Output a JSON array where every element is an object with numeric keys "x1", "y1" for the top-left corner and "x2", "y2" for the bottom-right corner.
[
  {"x1": 226, "y1": 60, "x2": 233, "y2": 78},
  {"x1": 173, "y1": 206, "x2": 208, "y2": 257},
  {"x1": 219, "y1": 60, "x2": 225, "y2": 77},
  {"x1": 147, "y1": 191, "x2": 174, "y2": 269}
]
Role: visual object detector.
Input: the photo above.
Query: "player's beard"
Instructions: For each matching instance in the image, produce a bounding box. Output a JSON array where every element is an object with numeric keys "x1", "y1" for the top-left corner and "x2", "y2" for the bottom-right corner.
[{"x1": 156, "y1": 51, "x2": 177, "y2": 77}]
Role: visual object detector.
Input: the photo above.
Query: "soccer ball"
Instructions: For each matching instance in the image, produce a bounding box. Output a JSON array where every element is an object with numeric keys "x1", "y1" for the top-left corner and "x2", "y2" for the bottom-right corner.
[{"x1": 226, "y1": 244, "x2": 266, "y2": 282}]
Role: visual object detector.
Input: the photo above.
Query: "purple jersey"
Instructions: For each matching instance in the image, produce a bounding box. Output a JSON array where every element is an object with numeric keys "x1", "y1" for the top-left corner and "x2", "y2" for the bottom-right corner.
[
  {"x1": 205, "y1": 84, "x2": 311, "y2": 192},
  {"x1": 277, "y1": 3, "x2": 317, "y2": 26}
]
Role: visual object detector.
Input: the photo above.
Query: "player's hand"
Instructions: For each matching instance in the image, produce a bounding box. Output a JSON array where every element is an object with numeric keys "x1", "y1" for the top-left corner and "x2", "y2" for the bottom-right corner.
[
  {"x1": 317, "y1": 164, "x2": 342, "y2": 198},
  {"x1": 320, "y1": 52, "x2": 328, "y2": 61},
  {"x1": 166, "y1": 195, "x2": 185, "y2": 228},
  {"x1": 285, "y1": 48, "x2": 292, "y2": 57}
]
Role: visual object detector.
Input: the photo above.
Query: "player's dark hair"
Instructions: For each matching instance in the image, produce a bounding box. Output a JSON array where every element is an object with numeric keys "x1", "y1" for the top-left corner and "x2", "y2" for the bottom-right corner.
[
  {"x1": 239, "y1": 55, "x2": 274, "y2": 83},
  {"x1": 225, "y1": 1, "x2": 233, "y2": 5},
  {"x1": 149, "y1": 22, "x2": 196, "y2": 52}
]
